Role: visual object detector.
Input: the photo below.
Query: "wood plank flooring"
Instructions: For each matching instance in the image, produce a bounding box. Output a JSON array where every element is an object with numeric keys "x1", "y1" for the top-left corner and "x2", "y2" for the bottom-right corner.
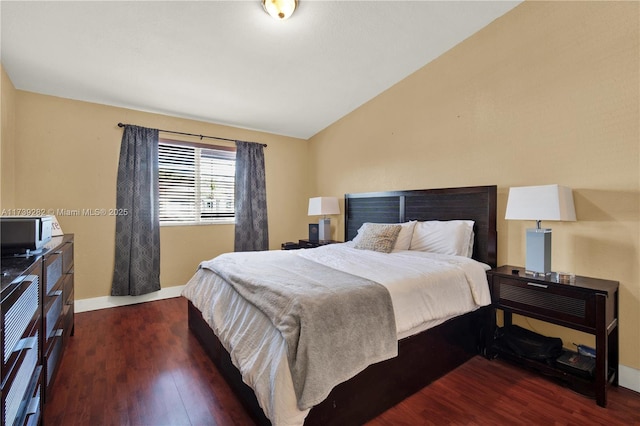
[{"x1": 44, "y1": 297, "x2": 640, "y2": 425}]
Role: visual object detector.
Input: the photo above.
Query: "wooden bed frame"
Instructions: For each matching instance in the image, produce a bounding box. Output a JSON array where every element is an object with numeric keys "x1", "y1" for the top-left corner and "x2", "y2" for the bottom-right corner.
[{"x1": 188, "y1": 185, "x2": 497, "y2": 425}]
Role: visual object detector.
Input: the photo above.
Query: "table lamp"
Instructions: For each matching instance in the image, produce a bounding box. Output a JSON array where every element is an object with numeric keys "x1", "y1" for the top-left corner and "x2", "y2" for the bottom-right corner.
[
  {"x1": 505, "y1": 184, "x2": 576, "y2": 275},
  {"x1": 308, "y1": 197, "x2": 340, "y2": 241}
]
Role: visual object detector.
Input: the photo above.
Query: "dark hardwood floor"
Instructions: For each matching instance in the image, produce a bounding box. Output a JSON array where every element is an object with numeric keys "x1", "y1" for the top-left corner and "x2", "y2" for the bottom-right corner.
[{"x1": 44, "y1": 297, "x2": 640, "y2": 426}]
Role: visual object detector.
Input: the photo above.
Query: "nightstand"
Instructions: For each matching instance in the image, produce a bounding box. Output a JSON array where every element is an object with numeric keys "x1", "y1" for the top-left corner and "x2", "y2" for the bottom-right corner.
[
  {"x1": 486, "y1": 265, "x2": 619, "y2": 408},
  {"x1": 297, "y1": 239, "x2": 340, "y2": 249},
  {"x1": 281, "y1": 239, "x2": 341, "y2": 250}
]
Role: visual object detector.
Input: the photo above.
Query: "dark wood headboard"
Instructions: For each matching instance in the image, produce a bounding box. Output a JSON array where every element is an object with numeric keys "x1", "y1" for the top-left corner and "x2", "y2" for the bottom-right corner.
[{"x1": 344, "y1": 185, "x2": 497, "y2": 267}]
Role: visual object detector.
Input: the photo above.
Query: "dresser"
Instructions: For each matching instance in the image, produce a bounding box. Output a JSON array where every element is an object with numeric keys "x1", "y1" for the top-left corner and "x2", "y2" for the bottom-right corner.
[{"x1": 1, "y1": 234, "x2": 74, "y2": 425}]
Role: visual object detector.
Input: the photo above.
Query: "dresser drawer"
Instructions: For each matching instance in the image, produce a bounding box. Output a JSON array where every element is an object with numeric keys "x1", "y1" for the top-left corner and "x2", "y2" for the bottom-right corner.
[
  {"x1": 22, "y1": 373, "x2": 42, "y2": 426},
  {"x1": 1, "y1": 274, "x2": 41, "y2": 383},
  {"x1": 493, "y1": 276, "x2": 597, "y2": 331},
  {"x1": 44, "y1": 333, "x2": 63, "y2": 391},
  {"x1": 1, "y1": 334, "x2": 40, "y2": 426},
  {"x1": 61, "y1": 241, "x2": 74, "y2": 274},
  {"x1": 43, "y1": 292, "x2": 63, "y2": 346},
  {"x1": 44, "y1": 251, "x2": 63, "y2": 296},
  {"x1": 63, "y1": 273, "x2": 74, "y2": 305}
]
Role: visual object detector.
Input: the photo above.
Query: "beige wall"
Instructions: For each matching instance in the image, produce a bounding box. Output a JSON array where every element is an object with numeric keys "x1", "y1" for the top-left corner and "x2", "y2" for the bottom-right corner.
[
  {"x1": 1, "y1": 64, "x2": 17, "y2": 209},
  {"x1": 309, "y1": 1, "x2": 640, "y2": 370},
  {"x1": 5, "y1": 91, "x2": 310, "y2": 299}
]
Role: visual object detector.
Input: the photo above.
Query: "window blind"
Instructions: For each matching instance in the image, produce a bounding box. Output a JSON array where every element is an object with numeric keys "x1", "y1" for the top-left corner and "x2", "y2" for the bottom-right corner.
[{"x1": 158, "y1": 141, "x2": 236, "y2": 224}]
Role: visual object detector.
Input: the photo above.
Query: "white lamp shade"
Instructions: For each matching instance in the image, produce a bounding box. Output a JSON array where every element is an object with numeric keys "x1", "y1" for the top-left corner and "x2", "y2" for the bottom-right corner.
[
  {"x1": 505, "y1": 184, "x2": 576, "y2": 222},
  {"x1": 308, "y1": 197, "x2": 340, "y2": 216}
]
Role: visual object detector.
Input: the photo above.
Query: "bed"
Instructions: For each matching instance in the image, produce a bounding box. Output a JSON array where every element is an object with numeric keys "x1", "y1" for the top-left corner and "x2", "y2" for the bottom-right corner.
[{"x1": 184, "y1": 185, "x2": 497, "y2": 425}]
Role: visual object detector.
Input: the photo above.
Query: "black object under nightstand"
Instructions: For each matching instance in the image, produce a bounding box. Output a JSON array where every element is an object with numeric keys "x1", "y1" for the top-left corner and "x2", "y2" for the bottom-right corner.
[{"x1": 486, "y1": 265, "x2": 619, "y2": 408}]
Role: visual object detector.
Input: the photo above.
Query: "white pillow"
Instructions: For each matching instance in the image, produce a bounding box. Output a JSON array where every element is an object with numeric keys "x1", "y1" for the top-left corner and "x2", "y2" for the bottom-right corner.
[
  {"x1": 352, "y1": 221, "x2": 416, "y2": 251},
  {"x1": 409, "y1": 220, "x2": 475, "y2": 257},
  {"x1": 467, "y1": 230, "x2": 475, "y2": 258}
]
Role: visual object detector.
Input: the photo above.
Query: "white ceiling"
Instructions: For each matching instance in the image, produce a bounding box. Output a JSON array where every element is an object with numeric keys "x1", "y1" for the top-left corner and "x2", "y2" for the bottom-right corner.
[{"x1": 1, "y1": 1, "x2": 522, "y2": 139}]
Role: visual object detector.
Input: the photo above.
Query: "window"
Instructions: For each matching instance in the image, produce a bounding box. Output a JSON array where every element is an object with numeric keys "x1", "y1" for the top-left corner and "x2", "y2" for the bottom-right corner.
[{"x1": 158, "y1": 140, "x2": 236, "y2": 224}]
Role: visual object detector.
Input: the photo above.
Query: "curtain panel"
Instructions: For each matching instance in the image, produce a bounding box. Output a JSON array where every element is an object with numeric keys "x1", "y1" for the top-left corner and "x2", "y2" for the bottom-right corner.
[
  {"x1": 111, "y1": 125, "x2": 161, "y2": 296},
  {"x1": 234, "y1": 141, "x2": 269, "y2": 251}
]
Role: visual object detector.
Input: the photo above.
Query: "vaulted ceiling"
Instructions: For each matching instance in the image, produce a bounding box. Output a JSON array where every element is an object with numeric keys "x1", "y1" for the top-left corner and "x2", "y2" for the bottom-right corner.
[{"x1": 1, "y1": 1, "x2": 522, "y2": 139}]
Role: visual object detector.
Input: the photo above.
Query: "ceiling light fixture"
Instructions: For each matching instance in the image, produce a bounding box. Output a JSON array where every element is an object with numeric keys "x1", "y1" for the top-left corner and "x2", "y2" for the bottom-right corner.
[{"x1": 262, "y1": 0, "x2": 297, "y2": 20}]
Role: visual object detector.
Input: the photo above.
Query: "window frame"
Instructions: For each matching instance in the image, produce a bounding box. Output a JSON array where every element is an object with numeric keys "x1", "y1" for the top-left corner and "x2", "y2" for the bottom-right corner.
[{"x1": 158, "y1": 138, "x2": 236, "y2": 226}]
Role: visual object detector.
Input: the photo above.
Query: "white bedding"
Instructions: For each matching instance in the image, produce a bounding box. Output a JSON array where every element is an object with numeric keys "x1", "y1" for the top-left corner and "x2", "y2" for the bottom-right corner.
[{"x1": 181, "y1": 243, "x2": 491, "y2": 426}]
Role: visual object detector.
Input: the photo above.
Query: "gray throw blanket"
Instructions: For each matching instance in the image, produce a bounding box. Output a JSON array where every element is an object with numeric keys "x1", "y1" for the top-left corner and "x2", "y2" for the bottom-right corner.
[{"x1": 200, "y1": 251, "x2": 397, "y2": 410}]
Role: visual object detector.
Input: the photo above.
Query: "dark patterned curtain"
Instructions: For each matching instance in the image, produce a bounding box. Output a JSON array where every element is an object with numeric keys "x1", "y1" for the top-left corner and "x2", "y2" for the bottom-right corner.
[
  {"x1": 234, "y1": 141, "x2": 269, "y2": 251},
  {"x1": 111, "y1": 125, "x2": 161, "y2": 296}
]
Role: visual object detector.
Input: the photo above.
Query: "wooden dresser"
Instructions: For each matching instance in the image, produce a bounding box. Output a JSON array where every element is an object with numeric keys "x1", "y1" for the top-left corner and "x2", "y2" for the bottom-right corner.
[{"x1": 1, "y1": 234, "x2": 74, "y2": 425}]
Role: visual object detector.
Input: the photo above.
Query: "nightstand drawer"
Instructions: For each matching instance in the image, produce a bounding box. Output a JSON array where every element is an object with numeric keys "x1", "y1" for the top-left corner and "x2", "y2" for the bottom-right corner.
[
  {"x1": 494, "y1": 277, "x2": 595, "y2": 330},
  {"x1": 298, "y1": 240, "x2": 319, "y2": 249}
]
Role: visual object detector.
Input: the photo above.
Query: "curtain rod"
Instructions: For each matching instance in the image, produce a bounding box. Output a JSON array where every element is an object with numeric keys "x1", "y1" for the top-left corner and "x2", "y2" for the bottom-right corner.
[{"x1": 117, "y1": 123, "x2": 267, "y2": 147}]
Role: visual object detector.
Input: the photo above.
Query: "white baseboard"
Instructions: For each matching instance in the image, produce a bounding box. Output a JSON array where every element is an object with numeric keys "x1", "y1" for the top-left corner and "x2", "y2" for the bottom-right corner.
[
  {"x1": 619, "y1": 364, "x2": 640, "y2": 394},
  {"x1": 74, "y1": 287, "x2": 640, "y2": 394},
  {"x1": 74, "y1": 285, "x2": 185, "y2": 313}
]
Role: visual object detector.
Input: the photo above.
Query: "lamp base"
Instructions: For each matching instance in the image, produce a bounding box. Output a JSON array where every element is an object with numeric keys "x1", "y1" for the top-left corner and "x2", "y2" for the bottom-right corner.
[
  {"x1": 526, "y1": 228, "x2": 552, "y2": 274},
  {"x1": 318, "y1": 218, "x2": 331, "y2": 241}
]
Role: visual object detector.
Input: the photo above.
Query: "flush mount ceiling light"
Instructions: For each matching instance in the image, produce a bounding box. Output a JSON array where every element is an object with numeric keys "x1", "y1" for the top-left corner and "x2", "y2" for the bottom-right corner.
[{"x1": 262, "y1": 0, "x2": 297, "y2": 20}]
